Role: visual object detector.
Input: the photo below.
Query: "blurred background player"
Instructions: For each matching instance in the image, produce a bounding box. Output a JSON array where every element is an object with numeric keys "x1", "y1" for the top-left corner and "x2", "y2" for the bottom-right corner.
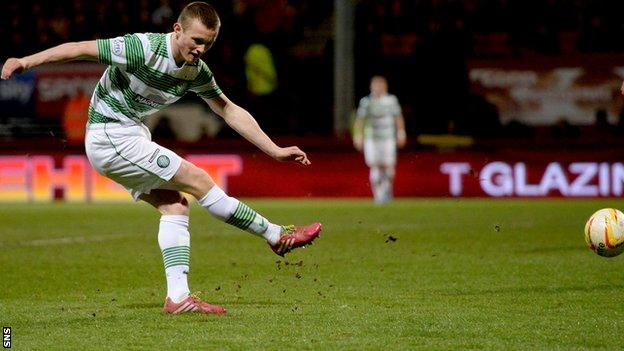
[
  {"x1": 0, "y1": 1, "x2": 321, "y2": 315},
  {"x1": 353, "y1": 76, "x2": 406, "y2": 204}
]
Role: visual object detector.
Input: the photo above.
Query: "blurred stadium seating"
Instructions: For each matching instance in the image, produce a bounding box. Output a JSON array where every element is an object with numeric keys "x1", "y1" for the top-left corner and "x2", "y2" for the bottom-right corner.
[
  {"x1": 2, "y1": 1, "x2": 624, "y2": 142},
  {"x1": 1, "y1": 1, "x2": 624, "y2": 200}
]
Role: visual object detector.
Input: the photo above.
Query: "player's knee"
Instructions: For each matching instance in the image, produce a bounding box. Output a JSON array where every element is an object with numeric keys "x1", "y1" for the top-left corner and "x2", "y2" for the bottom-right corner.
[
  {"x1": 159, "y1": 200, "x2": 189, "y2": 216},
  {"x1": 173, "y1": 160, "x2": 214, "y2": 197},
  {"x1": 157, "y1": 192, "x2": 190, "y2": 215}
]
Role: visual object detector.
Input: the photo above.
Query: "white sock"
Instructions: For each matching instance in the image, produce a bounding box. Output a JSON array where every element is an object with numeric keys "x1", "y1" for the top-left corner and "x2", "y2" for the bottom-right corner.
[
  {"x1": 158, "y1": 215, "x2": 191, "y2": 303},
  {"x1": 198, "y1": 185, "x2": 281, "y2": 244}
]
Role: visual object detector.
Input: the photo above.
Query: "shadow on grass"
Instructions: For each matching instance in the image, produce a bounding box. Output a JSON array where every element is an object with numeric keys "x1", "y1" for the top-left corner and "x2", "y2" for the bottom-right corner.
[
  {"x1": 123, "y1": 302, "x2": 162, "y2": 309},
  {"x1": 519, "y1": 245, "x2": 585, "y2": 254},
  {"x1": 217, "y1": 300, "x2": 296, "y2": 306},
  {"x1": 122, "y1": 300, "x2": 296, "y2": 310},
  {"x1": 439, "y1": 284, "x2": 624, "y2": 296}
]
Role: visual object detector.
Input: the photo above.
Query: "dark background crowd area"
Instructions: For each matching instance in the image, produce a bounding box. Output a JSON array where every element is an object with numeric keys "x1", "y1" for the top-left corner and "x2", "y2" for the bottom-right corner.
[{"x1": 1, "y1": 0, "x2": 624, "y2": 145}]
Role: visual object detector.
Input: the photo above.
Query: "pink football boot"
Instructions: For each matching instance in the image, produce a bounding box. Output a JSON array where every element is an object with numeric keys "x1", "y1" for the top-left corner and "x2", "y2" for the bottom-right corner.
[
  {"x1": 270, "y1": 222, "x2": 322, "y2": 257},
  {"x1": 163, "y1": 294, "x2": 226, "y2": 315}
]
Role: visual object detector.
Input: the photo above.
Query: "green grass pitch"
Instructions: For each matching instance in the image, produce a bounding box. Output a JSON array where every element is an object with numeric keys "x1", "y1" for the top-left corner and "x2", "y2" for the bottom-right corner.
[{"x1": 1, "y1": 199, "x2": 624, "y2": 350}]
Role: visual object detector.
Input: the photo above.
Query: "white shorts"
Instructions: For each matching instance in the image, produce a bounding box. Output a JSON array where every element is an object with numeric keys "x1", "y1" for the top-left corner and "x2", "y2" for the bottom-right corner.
[
  {"x1": 85, "y1": 123, "x2": 182, "y2": 201},
  {"x1": 364, "y1": 138, "x2": 396, "y2": 167}
]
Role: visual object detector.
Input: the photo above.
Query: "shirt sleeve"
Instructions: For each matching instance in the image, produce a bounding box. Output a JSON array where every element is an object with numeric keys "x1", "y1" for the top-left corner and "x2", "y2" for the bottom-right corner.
[
  {"x1": 356, "y1": 97, "x2": 370, "y2": 119},
  {"x1": 190, "y1": 61, "x2": 223, "y2": 99},
  {"x1": 96, "y1": 34, "x2": 145, "y2": 73}
]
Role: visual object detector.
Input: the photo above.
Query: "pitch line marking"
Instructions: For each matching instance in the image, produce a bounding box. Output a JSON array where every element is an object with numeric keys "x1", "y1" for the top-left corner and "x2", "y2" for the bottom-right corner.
[{"x1": 0, "y1": 234, "x2": 128, "y2": 247}]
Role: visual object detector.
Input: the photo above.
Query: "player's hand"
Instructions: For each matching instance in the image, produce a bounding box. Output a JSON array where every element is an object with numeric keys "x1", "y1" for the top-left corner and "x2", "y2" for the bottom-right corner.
[
  {"x1": 1, "y1": 58, "x2": 25, "y2": 80},
  {"x1": 271, "y1": 146, "x2": 311, "y2": 165},
  {"x1": 397, "y1": 137, "x2": 407, "y2": 149},
  {"x1": 353, "y1": 138, "x2": 363, "y2": 152},
  {"x1": 621, "y1": 80, "x2": 624, "y2": 96}
]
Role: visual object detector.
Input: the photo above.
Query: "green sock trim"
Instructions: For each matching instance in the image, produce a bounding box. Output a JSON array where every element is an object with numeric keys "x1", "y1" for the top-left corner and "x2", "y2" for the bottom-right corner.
[
  {"x1": 225, "y1": 202, "x2": 257, "y2": 230},
  {"x1": 162, "y1": 246, "x2": 190, "y2": 269}
]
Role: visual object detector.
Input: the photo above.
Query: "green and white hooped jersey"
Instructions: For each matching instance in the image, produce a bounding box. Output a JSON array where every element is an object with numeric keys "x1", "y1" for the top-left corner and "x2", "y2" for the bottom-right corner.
[
  {"x1": 356, "y1": 93, "x2": 401, "y2": 140},
  {"x1": 89, "y1": 32, "x2": 222, "y2": 125}
]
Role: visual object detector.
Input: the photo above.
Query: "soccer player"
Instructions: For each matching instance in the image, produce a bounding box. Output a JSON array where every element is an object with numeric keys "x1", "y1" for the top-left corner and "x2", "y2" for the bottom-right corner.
[
  {"x1": 353, "y1": 76, "x2": 406, "y2": 204},
  {"x1": 1, "y1": 2, "x2": 321, "y2": 315}
]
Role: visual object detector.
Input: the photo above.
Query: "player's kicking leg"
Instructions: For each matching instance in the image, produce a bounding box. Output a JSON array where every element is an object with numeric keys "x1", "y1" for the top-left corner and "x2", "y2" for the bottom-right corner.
[
  {"x1": 268, "y1": 222, "x2": 322, "y2": 256},
  {"x1": 140, "y1": 189, "x2": 226, "y2": 315},
  {"x1": 164, "y1": 159, "x2": 322, "y2": 256}
]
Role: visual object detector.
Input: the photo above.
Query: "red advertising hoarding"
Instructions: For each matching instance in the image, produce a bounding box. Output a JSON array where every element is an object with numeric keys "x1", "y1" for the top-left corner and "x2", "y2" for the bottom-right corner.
[{"x1": 0, "y1": 150, "x2": 622, "y2": 202}]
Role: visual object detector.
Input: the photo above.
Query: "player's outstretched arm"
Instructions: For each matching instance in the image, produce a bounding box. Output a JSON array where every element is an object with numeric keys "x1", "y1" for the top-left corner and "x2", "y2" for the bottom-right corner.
[
  {"x1": 204, "y1": 94, "x2": 311, "y2": 165},
  {"x1": 1, "y1": 41, "x2": 98, "y2": 80},
  {"x1": 395, "y1": 112, "x2": 407, "y2": 149}
]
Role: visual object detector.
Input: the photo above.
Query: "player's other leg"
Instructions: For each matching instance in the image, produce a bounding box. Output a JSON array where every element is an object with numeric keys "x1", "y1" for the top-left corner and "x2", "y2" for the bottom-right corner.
[
  {"x1": 364, "y1": 138, "x2": 389, "y2": 204},
  {"x1": 366, "y1": 137, "x2": 396, "y2": 204},
  {"x1": 163, "y1": 159, "x2": 321, "y2": 256},
  {"x1": 379, "y1": 141, "x2": 397, "y2": 203},
  {"x1": 140, "y1": 189, "x2": 226, "y2": 315},
  {"x1": 369, "y1": 166, "x2": 384, "y2": 203},
  {"x1": 380, "y1": 165, "x2": 395, "y2": 203}
]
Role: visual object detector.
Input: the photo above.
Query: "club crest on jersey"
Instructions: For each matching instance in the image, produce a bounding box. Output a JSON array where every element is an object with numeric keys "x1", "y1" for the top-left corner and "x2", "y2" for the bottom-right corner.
[{"x1": 157, "y1": 155, "x2": 170, "y2": 168}]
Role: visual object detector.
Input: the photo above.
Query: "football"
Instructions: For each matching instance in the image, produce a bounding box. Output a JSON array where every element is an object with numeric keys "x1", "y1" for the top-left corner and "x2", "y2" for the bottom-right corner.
[{"x1": 584, "y1": 208, "x2": 624, "y2": 257}]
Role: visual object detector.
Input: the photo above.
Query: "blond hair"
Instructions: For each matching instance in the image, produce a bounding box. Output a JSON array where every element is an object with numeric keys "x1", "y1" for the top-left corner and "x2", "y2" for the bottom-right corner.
[{"x1": 178, "y1": 2, "x2": 220, "y2": 30}]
